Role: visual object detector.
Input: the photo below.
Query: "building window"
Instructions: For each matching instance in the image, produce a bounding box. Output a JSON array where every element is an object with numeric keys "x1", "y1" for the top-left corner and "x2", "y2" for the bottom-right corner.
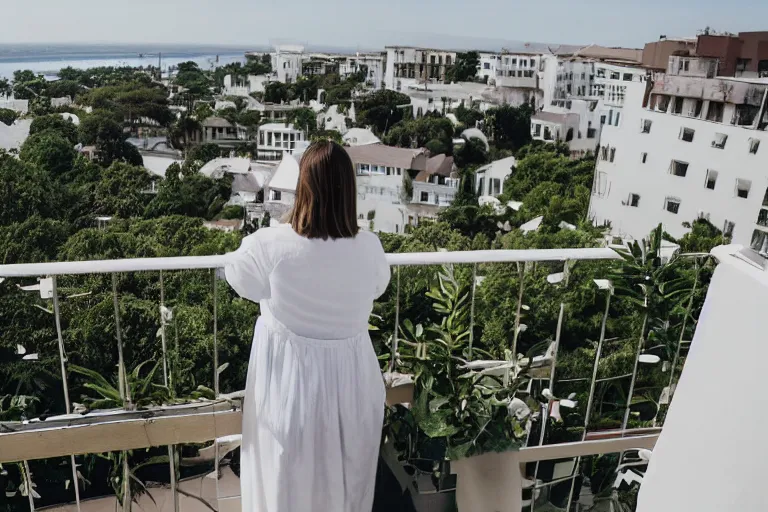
[
  {"x1": 691, "y1": 99, "x2": 703, "y2": 118},
  {"x1": 269, "y1": 189, "x2": 282, "y2": 201},
  {"x1": 712, "y1": 133, "x2": 728, "y2": 149},
  {"x1": 420, "y1": 191, "x2": 429, "y2": 202},
  {"x1": 736, "y1": 178, "x2": 751, "y2": 198},
  {"x1": 665, "y1": 197, "x2": 681, "y2": 214},
  {"x1": 610, "y1": 71, "x2": 620, "y2": 80},
  {"x1": 609, "y1": 147, "x2": 616, "y2": 162},
  {"x1": 629, "y1": 193, "x2": 640, "y2": 207},
  {"x1": 680, "y1": 127, "x2": 695, "y2": 142},
  {"x1": 707, "y1": 101, "x2": 724, "y2": 122},
  {"x1": 672, "y1": 97, "x2": 684, "y2": 114},
  {"x1": 641, "y1": 119, "x2": 652, "y2": 133},
  {"x1": 623, "y1": 73, "x2": 633, "y2": 81},
  {"x1": 705, "y1": 169, "x2": 718, "y2": 190},
  {"x1": 490, "y1": 178, "x2": 501, "y2": 196},
  {"x1": 397, "y1": 168, "x2": 402, "y2": 176},
  {"x1": 600, "y1": 146, "x2": 608, "y2": 160},
  {"x1": 723, "y1": 220, "x2": 735, "y2": 238},
  {"x1": 511, "y1": 58, "x2": 517, "y2": 65},
  {"x1": 641, "y1": 152, "x2": 648, "y2": 163},
  {"x1": 483, "y1": 62, "x2": 490, "y2": 70},
  {"x1": 477, "y1": 176, "x2": 485, "y2": 196},
  {"x1": 670, "y1": 160, "x2": 689, "y2": 177},
  {"x1": 749, "y1": 138, "x2": 760, "y2": 154},
  {"x1": 359, "y1": 163, "x2": 370, "y2": 174}
]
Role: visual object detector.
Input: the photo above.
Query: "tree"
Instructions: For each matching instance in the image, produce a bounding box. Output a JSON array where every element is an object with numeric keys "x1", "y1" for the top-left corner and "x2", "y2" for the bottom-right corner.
[
  {"x1": 19, "y1": 131, "x2": 77, "y2": 176},
  {"x1": 0, "y1": 108, "x2": 16, "y2": 126},
  {"x1": 29, "y1": 114, "x2": 79, "y2": 145},
  {"x1": 93, "y1": 162, "x2": 154, "y2": 217},
  {"x1": 485, "y1": 103, "x2": 533, "y2": 151},
  {"x1": 146, "y1": 173, "x2": 232, "y2": 220},
  {"x1": 454, "y1": 137, "x2": 488, "y2": 168},
  {"x1": 186, "y1": 144, "x2": 222, "y2": 165},
  {"x1": 425, "y1": 138, "x2": 451, "y2": 156},
  {"x1": 44, "y1": 79, "x2": 82, "y2": 100},
  {"x1": 12, "y1": 70, "x2": 46, "y2": 100},
  {"x1": 454, "y1": 103, "x2": 484, "y2": 128},
  {"x1": 357, "y1": 90, "x2": 412, "y2": 134},
  {"x1": 287, "y1": 107, "x2": 317, "y2": 135},
  {"x1": 0, "y1": 78, "x2": 10, "y2": 98},
  {"x1": 384, "y1": 116, "x2": 454, "y2": 149},
  {"x1": 311, "y1": 129, "x2": 343, "y2": 144},
  {"x1": 0, "y1": 152, "x2": 59, "y2": 224},
  {"x1": 79, "y1": 110, "x2": 143, "y2": 167},
  {"x1": 447, "y1": 51, "x2": 480, "y2": 82},
  {"x1": 264, "y1": 82, "x2": 290, "y2": 104}
]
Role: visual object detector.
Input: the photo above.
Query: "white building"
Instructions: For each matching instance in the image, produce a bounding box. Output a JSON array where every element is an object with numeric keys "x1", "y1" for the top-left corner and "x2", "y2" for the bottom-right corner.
[
  {"x1": 588, "y1": 60, "x2": 768, "y2": 248},
  {"x1": 337, "y1": 53, "x2": 386, "y2": 90},
  {"x1": 264, "y1": 152, "x2": 300, "y2": 219},
  {"x1": 384, "y1": 46, "x2": 457, "y2": 91},
  {"x1": 200, "y1": 117, "x2": 248, "y2": 147},
  {"x1": 535, "y1": 56, "x2": 647, "y2": 157},
  {"x1": 412, "y1": 154, "x2": 459, "y2": 207},
  {"x1": 475, "y1": 155, "x2": 517, "y2": 198},
  {"x1": 257, "y1": 123, "x2": 306, "y2": 160},
  {"x1": 272, "y1": 45, "x2": 305, "y2": 84},
  {"x1": 222, "y1": 74, "x2": 270, "y2": 97}
]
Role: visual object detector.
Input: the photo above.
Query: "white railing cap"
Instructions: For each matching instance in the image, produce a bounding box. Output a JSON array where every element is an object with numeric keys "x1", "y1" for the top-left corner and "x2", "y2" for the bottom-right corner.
[{"x1": 0, "y1": 248, "x2": 620, "y2": 277}]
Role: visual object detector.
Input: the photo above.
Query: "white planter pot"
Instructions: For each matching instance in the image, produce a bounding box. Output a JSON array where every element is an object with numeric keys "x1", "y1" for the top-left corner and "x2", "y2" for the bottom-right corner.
[{"x1": 451, "y1": 451, "x2": 522, "y2": 512}]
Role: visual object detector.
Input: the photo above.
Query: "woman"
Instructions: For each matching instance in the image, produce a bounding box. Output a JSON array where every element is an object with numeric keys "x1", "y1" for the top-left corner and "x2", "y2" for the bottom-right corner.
[{"x1": 224, "y1": 140, "x2": 390, "y2": 511}]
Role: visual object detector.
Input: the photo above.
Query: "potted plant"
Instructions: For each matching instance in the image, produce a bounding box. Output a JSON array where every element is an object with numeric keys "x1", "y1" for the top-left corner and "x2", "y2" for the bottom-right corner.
[{"x1": 388, "y1": 264, "x2": 538, "y2": 511}]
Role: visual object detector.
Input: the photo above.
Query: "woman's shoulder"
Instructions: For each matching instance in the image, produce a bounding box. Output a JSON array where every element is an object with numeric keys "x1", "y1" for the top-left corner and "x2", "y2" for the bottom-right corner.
[{"x1": 354, "y1": 230, "x2": 386, "y2": 252}]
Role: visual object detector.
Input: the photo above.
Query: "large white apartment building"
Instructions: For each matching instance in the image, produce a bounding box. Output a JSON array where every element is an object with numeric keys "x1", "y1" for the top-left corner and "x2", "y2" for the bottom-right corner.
[
  {"x1": 589, "y1": 56, "x2": 768, "y2": 249},
  {"x1": 384, "y1": 46, "x2": 457, "y2": 91},
  {"x1": 533, "y1": 57, "x2": 647, "y2": 156}
]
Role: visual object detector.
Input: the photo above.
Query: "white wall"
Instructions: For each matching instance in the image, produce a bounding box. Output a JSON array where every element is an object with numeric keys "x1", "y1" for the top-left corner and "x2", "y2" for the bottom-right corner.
[{"x1": 588, "y1": 80, "x2": 768, "y2": 246}]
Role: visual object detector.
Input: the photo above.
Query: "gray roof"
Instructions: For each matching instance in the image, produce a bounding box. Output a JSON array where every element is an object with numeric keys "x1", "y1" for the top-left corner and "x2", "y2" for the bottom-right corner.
[
  {"x1": 231, "y1": 173, "x2": 262, "y2": 193},
  {"x1": 202, "y1": 116, "x2": 235, "y2": 128},
  {"x1": 344, "y1": 145, "x2": 427, "y2": 171}
]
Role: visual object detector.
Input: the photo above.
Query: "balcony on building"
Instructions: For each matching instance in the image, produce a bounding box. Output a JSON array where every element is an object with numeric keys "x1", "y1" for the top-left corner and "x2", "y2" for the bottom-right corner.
[
  {"x1": 531, "y1": 112, "x2": 580, "y2": 143},
  {"x1": 2, "y1": 238, "x2": 766, "y2": 512}
]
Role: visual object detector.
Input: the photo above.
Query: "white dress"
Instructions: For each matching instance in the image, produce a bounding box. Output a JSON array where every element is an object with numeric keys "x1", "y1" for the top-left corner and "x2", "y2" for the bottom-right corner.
[{"x1": 224, "y1": 225, "x2": 390, "y2": 512}]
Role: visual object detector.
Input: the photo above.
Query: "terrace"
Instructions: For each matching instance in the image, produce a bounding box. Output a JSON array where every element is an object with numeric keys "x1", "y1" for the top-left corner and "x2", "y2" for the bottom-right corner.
[{"x1": 0, "y1": 242, "x2": 754, "y2": 511}]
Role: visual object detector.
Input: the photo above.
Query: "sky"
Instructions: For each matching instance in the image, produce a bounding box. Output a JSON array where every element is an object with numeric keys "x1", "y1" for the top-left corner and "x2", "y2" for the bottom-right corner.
[{"x1": 3, "y1": 0, "x2": 768, "y2": 50}]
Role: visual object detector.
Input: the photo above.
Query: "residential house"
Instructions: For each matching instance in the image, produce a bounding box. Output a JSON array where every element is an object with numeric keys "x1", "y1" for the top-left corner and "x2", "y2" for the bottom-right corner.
[
  {"x1": 475, "y1": 156, "x2": 517, "y2": 198},
  {"x1": 412, "y1": 154, "x2": 459, "y2": 207},
  {"x1": 200, "y1": 117, "x2": 248, "y2": 147},
  {"x1": 384, "y1": 46, "x2": 457, "y2": 91},
  {"x1": 257, "y1": 123, "x2": 307, "y2": 160},
  {"x1": 271, "y1": 45, "x2": 305, "y2": 84}
]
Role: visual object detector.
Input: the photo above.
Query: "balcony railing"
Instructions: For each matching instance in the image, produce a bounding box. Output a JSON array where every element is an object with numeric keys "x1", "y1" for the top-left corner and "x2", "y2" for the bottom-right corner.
[{"x1": 0, "y1": 247, "x2": 694, "y2": 511}]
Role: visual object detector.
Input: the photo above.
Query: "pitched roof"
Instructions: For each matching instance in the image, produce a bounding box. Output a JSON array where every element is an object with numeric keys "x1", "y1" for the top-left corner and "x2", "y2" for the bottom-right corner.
[
  {"x1": 342, "y1": 128, "x2": 381, "y2": 146},
  {"x1": 199, "y1": 157, "x2": 252, "y2": 177},
  {"x1": 202, "y1": 116, "x2": 235, "y2": 128},
  {"x1": 232, "y1": 173, "x2": 263, "y2": 193},
  {"x1": 344, "y1": 145, "x2": 427, "y2": 171},
  {"x1": 268, "y1": 153, "x2": 300, "y2": 192}
]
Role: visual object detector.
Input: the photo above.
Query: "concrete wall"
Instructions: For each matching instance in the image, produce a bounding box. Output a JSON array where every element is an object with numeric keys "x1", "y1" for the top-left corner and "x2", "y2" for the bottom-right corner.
[
  {"x1": 588, "y1": 80, "x2": 768, "y2": 245},
  {"x1": 642, "y1": 40, "x2": 696, "y2": 71}
]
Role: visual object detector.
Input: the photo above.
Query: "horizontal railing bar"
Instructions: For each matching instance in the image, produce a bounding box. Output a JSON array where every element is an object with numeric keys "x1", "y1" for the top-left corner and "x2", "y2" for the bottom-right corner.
[
  {"x1": 0, "y1": 403, "x2": 658, "y2": 464},
  {"x1": 0, "y1": 248, "x2": 620, "y2": 277}
]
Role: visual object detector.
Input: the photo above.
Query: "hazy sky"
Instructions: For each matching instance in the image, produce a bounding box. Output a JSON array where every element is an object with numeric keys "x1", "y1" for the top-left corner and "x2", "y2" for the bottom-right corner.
[{"x1": 3, "y1": 0, "x2": 768, "y2": 50}]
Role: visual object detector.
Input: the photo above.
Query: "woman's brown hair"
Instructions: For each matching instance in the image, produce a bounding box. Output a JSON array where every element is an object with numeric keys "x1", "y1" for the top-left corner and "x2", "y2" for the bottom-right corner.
[{"x1": 289, "y1": 140, "x2": 359, "y2": 239}]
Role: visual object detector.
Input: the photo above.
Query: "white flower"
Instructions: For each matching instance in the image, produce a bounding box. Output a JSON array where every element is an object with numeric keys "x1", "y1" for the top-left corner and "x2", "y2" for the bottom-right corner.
[{"x1": 507, "y1": 398, "x2": 530, "y2": 420}]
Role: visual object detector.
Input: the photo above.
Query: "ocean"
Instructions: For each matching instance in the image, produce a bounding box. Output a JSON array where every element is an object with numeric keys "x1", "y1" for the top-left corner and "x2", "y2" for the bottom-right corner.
[{"x1": 0, "y1": 43, "x2": 264, "y2": 79}]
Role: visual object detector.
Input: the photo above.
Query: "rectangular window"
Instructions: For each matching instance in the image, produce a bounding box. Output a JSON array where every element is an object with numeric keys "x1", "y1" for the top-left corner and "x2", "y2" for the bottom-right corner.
[
  {"x1": 270, "y1": 189, "x2": 282, "y2": 201},
  {"x1": 736, "y1": 178, "x2": 751, "y2": 198},
  {"x1": 629, "y1": 193, "x2": 640, "y2": 207},
  {"x1": 665, "y1": 197, "x2": 681, "y2": 214},
  {"x1": 641, "y1": 152, "x2": 648, "y2": 163},
  {"x1": 600, "y1": 146, "x2": 608, "y2": 160},
  {"x1": 623, "y1": 73, "x2": 633, "y2": 81},
  {"x1": 705, "y1": 169, "x2": 718, "y2": 190},
  {"x1": 680, "y1": 127, "x2": 695, "y2": 142},
  {"x1": 641, "y1": 119, "x2": 652, "y2": 133},
  {"x1": 610, "y1": 71, "x2": 620, "y2": 80},
  {"x1": 672, "y1": 97, "x2": 684, "y2": 114},
  {"x1": 490, "y1": 178, "x2": 501, "y2": 196},
  {"x1": 723, "y1": 220, "x2": 735, "y2": 238},
  {"x1": 483, "y1": 62, "x2": 490, "y2": 69},
  {"x1": 712, "y1": 133, "x2": 728, "y2": 149},
  {"x1": 477, "y1": 176, "x2": 485, "y2": 196},
  {"x1": 609, "y1": 147, "x2": 616, "y2": 162},
  {"x1": 359, "y1": 163, "x2": 370, "y2": 174},
  {"x1": 750, "y1": 138, "x2": 760, "y2": 154},
  {"x1": 420, "y1": 191, "x2": 429, "y2": 202},
  {"x1": 511, "y1": 58, "x2": 517, "y2": 65},
  {"x1": 691, "y1": 99, "x2": 703, "y2": 118},
  {"x1": 608, "y1": 110, "x2": 613, "y2": 125},
  {"x1": 670, "y1": 160, "x2": 689, "y2": 177},
  {"x1": 614, "y1": 112, "x2": 621, "y2": 126},
  {"x1": 707, "y1": 101, "x2": 724, "y2": 122}
]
